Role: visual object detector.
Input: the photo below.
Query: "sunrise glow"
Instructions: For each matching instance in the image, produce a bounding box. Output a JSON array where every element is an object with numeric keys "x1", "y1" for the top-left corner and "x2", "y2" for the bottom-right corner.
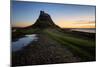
[{"x1": 11, "y1": 1, "x2": 95, "y2": 28}]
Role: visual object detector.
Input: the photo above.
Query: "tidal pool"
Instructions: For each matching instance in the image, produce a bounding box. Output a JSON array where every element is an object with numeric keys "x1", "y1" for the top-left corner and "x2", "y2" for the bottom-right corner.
[{"x1": 12, "y1": 34, "x2": 38, "y2": 52}]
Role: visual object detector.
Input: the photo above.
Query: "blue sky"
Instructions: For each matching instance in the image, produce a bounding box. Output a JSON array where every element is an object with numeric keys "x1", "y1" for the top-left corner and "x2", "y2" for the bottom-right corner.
[{"x1": 11, "y1": 1, "x2": 96, "y2": 28}]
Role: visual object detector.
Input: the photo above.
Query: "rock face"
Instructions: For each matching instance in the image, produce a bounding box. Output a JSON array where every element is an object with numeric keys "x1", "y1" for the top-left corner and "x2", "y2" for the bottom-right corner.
[{"x1": 32, "y1": 11, "x2": 60, "y2": 29}]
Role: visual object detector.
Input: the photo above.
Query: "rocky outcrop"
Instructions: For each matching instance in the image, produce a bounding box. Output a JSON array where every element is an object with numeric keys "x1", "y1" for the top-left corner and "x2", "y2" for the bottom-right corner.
[{"x1": 31, "y1": 11, "x2": 60, "y2": 29}]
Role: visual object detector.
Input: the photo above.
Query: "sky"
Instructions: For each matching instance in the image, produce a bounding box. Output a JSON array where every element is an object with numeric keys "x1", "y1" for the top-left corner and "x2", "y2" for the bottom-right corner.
[{"x1": 11, "y1": 1, "x2": 96, "y2": 28}]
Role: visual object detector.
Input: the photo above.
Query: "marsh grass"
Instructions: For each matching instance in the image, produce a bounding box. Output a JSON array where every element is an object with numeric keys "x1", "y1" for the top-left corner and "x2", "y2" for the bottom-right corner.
[{"x1": 45, "y1": 29, "x2": 95, "y2": 61}]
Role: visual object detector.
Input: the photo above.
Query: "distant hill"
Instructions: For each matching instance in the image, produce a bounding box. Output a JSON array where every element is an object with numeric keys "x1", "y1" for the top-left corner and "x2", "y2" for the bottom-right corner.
[{"x1": 26, "y1": 11, "x2": 61, "y2": 29}]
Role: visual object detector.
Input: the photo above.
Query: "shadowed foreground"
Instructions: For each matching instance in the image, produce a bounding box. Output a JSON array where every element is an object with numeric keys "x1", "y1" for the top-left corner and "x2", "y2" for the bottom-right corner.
[{"x1": 12, "y1": 28, "x2": 95, "y2": 66}]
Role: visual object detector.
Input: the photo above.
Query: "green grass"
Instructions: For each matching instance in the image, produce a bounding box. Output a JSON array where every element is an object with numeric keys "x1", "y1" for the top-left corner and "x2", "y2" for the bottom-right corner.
[
  {"x1": 12, "y1": 28, "x2": 96, "y2": 61},
  {"x1": 44, "y1": 29, "x2": 95, "y2": 61},
  {"x1": 12, "y1": 28, "x2": 41, "y2": 39}
]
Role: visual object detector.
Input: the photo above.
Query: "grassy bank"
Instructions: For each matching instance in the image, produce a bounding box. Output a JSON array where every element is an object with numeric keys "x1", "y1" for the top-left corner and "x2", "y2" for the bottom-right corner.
[
  {"x1": 44, "y1": 29, "x2": 95, "y2": 61},
  {"x1": 12, "y1": 28, "x2": 96, "y2": 66}
]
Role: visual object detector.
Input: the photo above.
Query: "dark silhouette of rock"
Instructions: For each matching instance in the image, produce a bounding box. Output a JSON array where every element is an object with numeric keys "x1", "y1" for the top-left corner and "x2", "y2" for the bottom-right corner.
[{"x1": 30, "y1": 11, "x2": 60, "y2": 29}]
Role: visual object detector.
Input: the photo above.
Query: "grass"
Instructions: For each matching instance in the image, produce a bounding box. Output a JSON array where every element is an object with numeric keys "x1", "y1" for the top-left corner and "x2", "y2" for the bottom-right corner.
[
  {"x1": 12, "y1": 28, "x2": 96, "y2": 66},
  {"x1": 12, "y1": 28, "x2": 41, "y2": 40},
  {"x1": 44, "y1": 29, "x2": 95, "y2": 61}
]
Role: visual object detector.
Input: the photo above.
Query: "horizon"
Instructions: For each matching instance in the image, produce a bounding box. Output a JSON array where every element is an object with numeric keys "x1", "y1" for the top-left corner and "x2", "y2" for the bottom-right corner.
[{"x1": 11, "y1": 1, "x2": 96, "y2": 28}]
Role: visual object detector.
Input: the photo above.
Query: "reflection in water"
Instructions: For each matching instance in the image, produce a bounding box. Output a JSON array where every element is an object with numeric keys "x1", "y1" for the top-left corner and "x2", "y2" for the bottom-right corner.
[{"x1": 12, "y1": 34, "x2": 38, "y2": 52}]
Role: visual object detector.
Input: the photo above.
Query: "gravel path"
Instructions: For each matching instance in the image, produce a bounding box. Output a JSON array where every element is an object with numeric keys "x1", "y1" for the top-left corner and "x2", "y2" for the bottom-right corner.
[{"x1": 12, "y1": 33, "x2": 80, "y2": 66}]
